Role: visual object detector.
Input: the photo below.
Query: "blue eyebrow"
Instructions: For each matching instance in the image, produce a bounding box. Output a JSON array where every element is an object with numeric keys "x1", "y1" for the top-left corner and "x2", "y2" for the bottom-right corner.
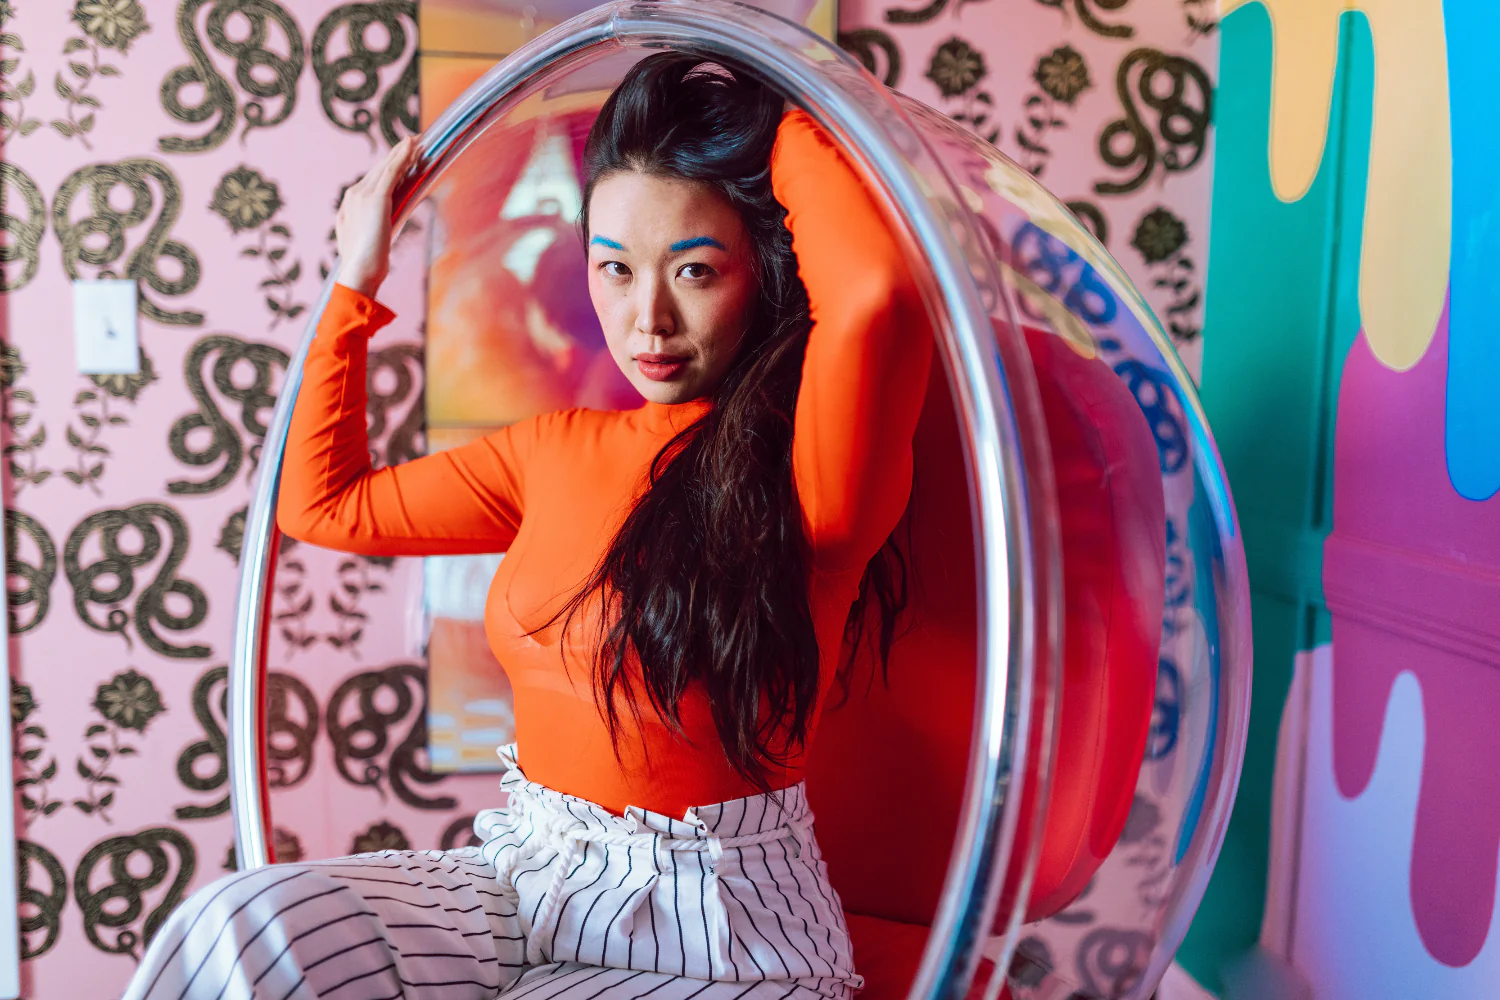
[
  {"x1": 590, "y1": 236, "x2": 625, "y2": 250},
  {"x1": 670, "y1": 236, "x2": 726, "y2": 253}
]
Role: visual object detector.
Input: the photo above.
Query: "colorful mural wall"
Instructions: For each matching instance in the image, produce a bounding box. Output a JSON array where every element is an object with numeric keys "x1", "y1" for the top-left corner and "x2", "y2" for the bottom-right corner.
[{"x1": 1198, "y1": 1, "x2": 1500, "y2": 996}]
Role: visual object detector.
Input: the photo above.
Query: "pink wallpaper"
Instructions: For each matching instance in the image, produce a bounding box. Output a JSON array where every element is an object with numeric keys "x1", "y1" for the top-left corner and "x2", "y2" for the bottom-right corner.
[
  {"x1": 3, "y1": 1, "x2": 502, "y2": 996},
  {"x1": 837, "y1": 0, "x2": 1218, "y2": 377}
]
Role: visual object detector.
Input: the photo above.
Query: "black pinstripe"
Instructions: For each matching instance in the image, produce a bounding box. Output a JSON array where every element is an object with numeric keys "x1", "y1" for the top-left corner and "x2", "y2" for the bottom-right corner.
[
  {"x1": 320, "y1": 960, "x2": 397, "y2": 995},
  {"x1": 697, "y1": 852, "x2": 716, "y2": 979},
  {"x1": 672, "y1": 848, "x2": 687, "y2": 976},
  {"x1": 125, "y1": 752, "x2": 858, "y2": 1000},
  {"x1": 580, "y1": 845, "x2": 632, "y2": 965},
  {"x1": 203, "y1": 883, "x2": 355, "y2": 1000},
  {"x1": 552, "y1": 843, "x2": 609, "y2": 959},
  {"x1": 250, "y1": 911, "x2": 377, "y2": 988},
  {"x1": 134, "y1": 866, "x2": 301, "y2": 1000},
  {"x1": 648, "y1": 868, "x2": 662, "y2": 972},
  {"x1": 173, "y1": 869, "x2": 311, "y2": 999},
  {"x1": 715, "y1": 875, "x2": 793, "y2": 978},
  {"x1": 271, "y1": 972, "x2": 306, "y2": 1000},
  {"x1": 775, "y1": 841, "x2": 838, "y2": 976},
  {"x1": 607, "y1": 869, "x2": 653, "y2": 970}
]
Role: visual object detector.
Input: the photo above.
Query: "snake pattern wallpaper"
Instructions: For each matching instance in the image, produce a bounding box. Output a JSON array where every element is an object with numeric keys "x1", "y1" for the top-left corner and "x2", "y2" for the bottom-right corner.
[{"x1": 1, "y1": 1, "x2": 1217, "y2": 996}]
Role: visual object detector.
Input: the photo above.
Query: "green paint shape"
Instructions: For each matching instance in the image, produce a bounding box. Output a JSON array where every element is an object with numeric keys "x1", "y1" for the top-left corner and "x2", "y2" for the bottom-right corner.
[{"x1": 1185, "y1": 4, "x2": 1373, "y2": 990}]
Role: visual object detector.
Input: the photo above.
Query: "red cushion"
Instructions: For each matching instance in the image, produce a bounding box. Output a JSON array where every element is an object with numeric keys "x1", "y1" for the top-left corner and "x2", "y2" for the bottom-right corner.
[
  {"x1": 844, "y1": 914, "x2": 931, "y2": 1000},
  {"x1": 846, "y1": 913, "x2": 1008, "y2": 1000},
  {"x1": 1002, "y1": 328, "x2": 1166, "y2": 921},
  {"x1": 809, "y1": 323, "x2": 1165, "y2": 934}
]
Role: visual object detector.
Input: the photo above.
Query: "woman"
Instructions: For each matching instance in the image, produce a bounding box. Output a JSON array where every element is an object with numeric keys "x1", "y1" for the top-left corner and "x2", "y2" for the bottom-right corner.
[{"x1": 125, "y1": 54, "x2": 931, "y2": 1000}]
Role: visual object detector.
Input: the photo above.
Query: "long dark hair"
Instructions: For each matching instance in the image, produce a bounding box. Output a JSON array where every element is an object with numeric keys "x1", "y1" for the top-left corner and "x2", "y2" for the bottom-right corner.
[{"x1": 559, "y1": 53, "x2": 907, "y2": 788}]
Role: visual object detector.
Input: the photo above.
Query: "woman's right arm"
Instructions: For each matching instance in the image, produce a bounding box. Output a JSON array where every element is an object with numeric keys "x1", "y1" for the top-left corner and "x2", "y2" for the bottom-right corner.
[
  {"x1": 277, "y1": 135, "x2": 532, "y2": 557},
  {"x1": 276, "y1": 283, "x2": 535, "y2": 557}
]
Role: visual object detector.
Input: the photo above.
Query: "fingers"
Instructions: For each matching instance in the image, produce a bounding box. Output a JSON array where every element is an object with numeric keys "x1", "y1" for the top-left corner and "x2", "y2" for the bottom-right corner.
[
  {"x1": 371, "y1": 135, "x2": 419, "y2": 198},
  {"x1": 334, "y1": 136, "x2": 418, "y2": 241},
  {"x1": 345, "y1": 138, "x2": 407, "y2": 200}
]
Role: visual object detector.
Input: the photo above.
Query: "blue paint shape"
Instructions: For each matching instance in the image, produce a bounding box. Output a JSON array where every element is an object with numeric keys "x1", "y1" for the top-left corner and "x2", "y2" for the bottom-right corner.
[
  {"x1": 590, "y1": 235, "x2": 625, "y2": 250},
  {"x1": 1445, "y1": 1, "x2": 1500, "y2": 500},
  {"x1": 670, "y1": 236, "x2": 726, "y2": 253},
  {"x1": 1175, "y1": 484, "x2": 1223, "y2": 866}
]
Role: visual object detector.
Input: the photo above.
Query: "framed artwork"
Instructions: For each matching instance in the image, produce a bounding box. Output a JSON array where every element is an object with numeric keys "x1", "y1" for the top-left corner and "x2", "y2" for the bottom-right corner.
[{"x1": 421, "y1": 1, "x2": 839, "y2": 771}]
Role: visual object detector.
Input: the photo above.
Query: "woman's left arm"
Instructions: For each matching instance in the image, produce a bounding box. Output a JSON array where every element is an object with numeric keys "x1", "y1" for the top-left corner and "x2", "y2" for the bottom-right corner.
[{"x1": 774, "y1": 110, "x2": 934, "y2": 573}]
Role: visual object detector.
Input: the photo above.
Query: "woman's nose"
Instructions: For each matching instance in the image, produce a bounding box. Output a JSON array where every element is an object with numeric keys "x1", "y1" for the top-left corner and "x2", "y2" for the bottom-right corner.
[{"x1": 633, "y1": 276, "x2": 674, "y2": 339}]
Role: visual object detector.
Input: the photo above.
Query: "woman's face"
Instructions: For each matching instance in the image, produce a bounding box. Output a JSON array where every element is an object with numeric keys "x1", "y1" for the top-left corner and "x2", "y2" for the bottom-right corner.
[{"x1": 587, "y1": 170, "x2": 759, "y2": 404}]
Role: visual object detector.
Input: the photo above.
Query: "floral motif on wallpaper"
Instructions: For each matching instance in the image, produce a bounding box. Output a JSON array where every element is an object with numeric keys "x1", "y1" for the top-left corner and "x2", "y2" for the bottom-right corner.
[
  {"x1": 0, "y1": 2, "x2": 44, "y2": 140},
  {"x1": 73, "y1": 668, "x2": 165, "y2": 821},
  {"x1": 926, "y1": 37, "x2": 998, "y2": 140},
  {"x1": 3, "y1": 0, "x2": 458, "y2": 994},
  {"x1": 1016, "y1": 44, "x2": 1091, "y2": 175},
  {"x1": 839, "y1": 0, "x2": 1216, "y2": 359},
  {"x1": 14, "y1": 680, "x2": 61, "y2": 821},
  {"x1": 3, "y1": 343, "x2": 51, "y2": 488},
  {"x1": 66, "y1": 351, "x2": 157, "y2": 492},
  {"x1": 52, "y1": 0, "x2": 151, "y2": 146},
  {"x1": 273, "y1": 543, "x2": 397, "y2": 656},
  {"x1": 211, "y1": 165, "x2": 309, "y2": 326},
  {"x1": 1130, "y1": 206, "x2": 1200, "y2": 342}
]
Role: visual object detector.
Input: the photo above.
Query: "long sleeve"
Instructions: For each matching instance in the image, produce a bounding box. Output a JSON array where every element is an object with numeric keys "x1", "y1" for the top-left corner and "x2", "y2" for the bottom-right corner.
[
  {"x1": 277, "y1": 282, "x2": 537, "y2": 557},
  {"x1": 773, "y1": 110, "x2": 934, "y2": 573}
]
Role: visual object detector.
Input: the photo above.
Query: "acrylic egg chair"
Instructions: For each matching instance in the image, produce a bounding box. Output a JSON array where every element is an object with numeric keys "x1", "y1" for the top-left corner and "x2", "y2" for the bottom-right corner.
[{"x1": 228, "y1": 4, "x2": 1253, "y2": 1000}]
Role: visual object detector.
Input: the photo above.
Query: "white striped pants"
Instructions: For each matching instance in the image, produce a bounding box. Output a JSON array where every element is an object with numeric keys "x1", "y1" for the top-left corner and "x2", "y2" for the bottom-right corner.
[{"x1": 123, "y1": 745, "x2": 860, "y2": 1000}]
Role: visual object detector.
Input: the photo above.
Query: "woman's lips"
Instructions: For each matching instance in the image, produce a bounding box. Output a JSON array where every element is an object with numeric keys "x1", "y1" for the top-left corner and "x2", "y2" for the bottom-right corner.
[{"x1": 635, "y1": 354, "x2": 688, "y2": 382}]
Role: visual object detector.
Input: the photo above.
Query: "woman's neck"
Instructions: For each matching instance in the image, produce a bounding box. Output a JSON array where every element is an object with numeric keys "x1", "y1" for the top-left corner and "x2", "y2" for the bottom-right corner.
[{"x1": 638, "y1": 396, "x2": 712, "y2": 433}]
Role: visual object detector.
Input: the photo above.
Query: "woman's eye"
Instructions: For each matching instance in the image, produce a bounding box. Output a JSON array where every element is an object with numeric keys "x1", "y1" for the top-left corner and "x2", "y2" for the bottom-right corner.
[
  {"x1": 601, "y1": 261, "x2": 630, "y2": 279},
  {"x1": 679, "y1": 263, "x2": 714, "y2": 280}
]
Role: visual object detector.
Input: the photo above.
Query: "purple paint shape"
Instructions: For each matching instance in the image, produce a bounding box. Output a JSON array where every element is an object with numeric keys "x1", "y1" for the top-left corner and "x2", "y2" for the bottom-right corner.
[{"x1": 1325, "y1": 291, "x2": 1500, "y2": 967}]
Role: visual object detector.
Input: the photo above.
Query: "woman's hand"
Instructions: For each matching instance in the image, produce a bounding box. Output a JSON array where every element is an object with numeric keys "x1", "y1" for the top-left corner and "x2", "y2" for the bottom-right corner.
[{"x1": 335, "y1": 135, "x2": 420, "y2": 298}]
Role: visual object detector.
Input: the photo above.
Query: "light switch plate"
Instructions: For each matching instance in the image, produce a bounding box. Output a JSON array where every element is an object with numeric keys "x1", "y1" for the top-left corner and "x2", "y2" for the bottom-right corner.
[{"x1": 72, "y1": 279, "x2": 139, "y2": 374}]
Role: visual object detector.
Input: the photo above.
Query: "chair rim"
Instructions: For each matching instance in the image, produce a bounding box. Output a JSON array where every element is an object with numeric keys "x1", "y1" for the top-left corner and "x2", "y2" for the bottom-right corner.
[{"x1": 226, "y1": 6, "x2": 1055, "y2": 1000}]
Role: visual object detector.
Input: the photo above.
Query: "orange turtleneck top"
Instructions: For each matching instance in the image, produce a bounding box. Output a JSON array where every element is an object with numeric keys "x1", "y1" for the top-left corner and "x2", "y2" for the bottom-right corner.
[{"x1": 279, "y1": 111, "x2": 933, "y2": 817}]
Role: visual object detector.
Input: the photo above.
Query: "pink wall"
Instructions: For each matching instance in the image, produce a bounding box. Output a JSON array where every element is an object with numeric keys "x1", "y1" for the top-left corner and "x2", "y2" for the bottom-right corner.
[
  {"x1": 4, "y1": 2, "x2": 501, "y2": 996},
  {"x1": 838, "y1": 0, "x2": 1218, "y2": 377}
]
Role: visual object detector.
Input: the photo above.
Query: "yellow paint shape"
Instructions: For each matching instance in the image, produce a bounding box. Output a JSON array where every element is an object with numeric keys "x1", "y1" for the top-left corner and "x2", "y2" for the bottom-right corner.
[
  {"x1": 1222, "y1": 0, "x2": 1451, "y2": 371},
  {"x1": 806, "y1": 0, "x2": 839, "y2": 40}
]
